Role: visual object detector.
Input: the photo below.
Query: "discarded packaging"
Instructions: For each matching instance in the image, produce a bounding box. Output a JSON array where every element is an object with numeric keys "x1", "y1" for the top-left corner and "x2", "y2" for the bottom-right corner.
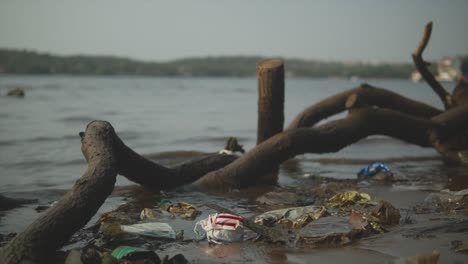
[
  {"x1": 167, "y1": 202, "x2": 201, "y2": 220},
  {"x1": 111, "y1": 246, "x2": 160, "y2": 262},
  {"x1": 372, "y1": 200, "x2": 400, "y2": 226},
  {"x1": 254, "y1": 205, "x2": 328, "y2": 228},
  {"x1": 139, "y1": 208, "x2": 172, "y2": 221},
  {"x1": 121, "y1": 222, "x2": 176, "y2": 239},
  {"x1": 297, "y1": 216, "x2": 362, "y2": 247},
  {"x1": 357, "y1": 162, "x2": 391, "y2": 178},
  {"x1": 194, "y1": 213, "x2": 245, "y2": 244},
  {"x1": 326, "y1": 191, "x2": 373, "y2": 207},
  {"x1": 99, "y1": 222, "x2": 126, "y2": 240}
]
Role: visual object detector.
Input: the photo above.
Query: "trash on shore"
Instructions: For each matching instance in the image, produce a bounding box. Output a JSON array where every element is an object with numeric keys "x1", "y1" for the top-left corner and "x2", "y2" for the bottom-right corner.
[
  {"x1": 254, "y1": 205, "x2": 328, "y2": 228},
  {"x1": 194, "y1": 213, "x2": 245, "y2": 244},
  {"x1": 326, "y1": 191, "x2": 374, "y2": 207},
  {"x1": 6, "y1": 87, "x2": 25, "y2": 98},
  {"x1": 111, "y1": 246, "x2": 159, "y2": 262},
  {"x1": 120, "y1": 222, "x2": 176, "y2": 239},
  {"x1": 357, "y1": 162, "x2": 393, "y2": 181},
  {"x1": 139, "y1": 208, "x2": 172, "y2": 221},
  {"x1": 166, "y1": 202, "x2": 201, "y2": 220},
  {"x1": 297, "y1": 216, "x2": 362, "y2": 247},
  {"x1": 65, "y1": 248, "x2": 119, "y2": 264},
  {"x1": 417, "y1": 188, "x2": 468, "y2": 213},
  {"x1": 372, "y1": 200, "x2": 400, "y2": 226}
]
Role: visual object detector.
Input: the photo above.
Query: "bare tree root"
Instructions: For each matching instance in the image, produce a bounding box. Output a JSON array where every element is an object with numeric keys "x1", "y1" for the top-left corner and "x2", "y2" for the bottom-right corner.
[
  {"x1": 1, "y1": 121, "x2": 119, "y2": 264},
  {"x1": 287, "y1": 83, "x2": 442, "y2": 129},
  {"x1": 195, "y1": 107, "x2": 436, "y2": 190}
]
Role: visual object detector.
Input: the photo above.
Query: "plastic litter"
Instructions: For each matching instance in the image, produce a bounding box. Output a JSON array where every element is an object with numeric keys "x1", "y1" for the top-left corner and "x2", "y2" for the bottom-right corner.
[
  {"x1": 357, "y1": 162, "x2": 391, "y2": 178},
  {"x1": 194, "y1": 213, "x2": 245, "y2": 244},
  {"x1": 167, "y1": 202, "x2": 201, "y2": 220},
  {"x1": 139, "y1": 208, "x2": 172, "y2": 221},
  {"x1": 371, "y1": 200, "x2": 400, "y2": 226},
  {"x1": 326, "y1": 191, "x2": 373, "y2": 207},
  {"x1": 297, "y1": 216, "x2": 361, "y2": 247},
  {"x1": 111, "y1": 246, "x2": 160, "y2": 262},
  {"x1": 120, "y1": 222, "x2": 176, "y2": 239},
  {"x1": 254, "y1": 205, "x2": 328, "y2": 228}
]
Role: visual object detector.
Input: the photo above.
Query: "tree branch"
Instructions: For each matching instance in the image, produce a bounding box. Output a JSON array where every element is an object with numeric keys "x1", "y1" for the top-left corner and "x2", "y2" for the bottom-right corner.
[
  {"x1": 195, "y1": 107, "x2": 436, "y2": 190},
  {"x1": 412, "y1": 21, "x2": 452, "y2": 109},
  {"x1": 1, "y1": 121, "x2": 119, "y2": 264},
  {"x1": 287, "y1": 83, "x2": 442, "y2": 129}
]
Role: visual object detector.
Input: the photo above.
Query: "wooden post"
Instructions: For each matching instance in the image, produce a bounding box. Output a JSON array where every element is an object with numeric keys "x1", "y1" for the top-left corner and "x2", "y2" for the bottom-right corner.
[{"x1": 256, "y1": 58, "x2": 285, "y2": 145}]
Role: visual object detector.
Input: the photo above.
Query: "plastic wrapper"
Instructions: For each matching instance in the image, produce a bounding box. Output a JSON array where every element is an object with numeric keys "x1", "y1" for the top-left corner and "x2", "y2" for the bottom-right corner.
[
  {"x1": 167, "y1": 202, "x2": 201, "y2": 220},
  {"x1": 194, "y1": 213, "x2": 245, "y2": 244},
  {"x1": 254, "y1": 205, "x2": 328, "y2": 228},
  {"x1": 326, "y1": 191, "x2": 373, "y2": 207},
  {"x1": 120, "y1": 222, "x2": 176, "y2": 239}
]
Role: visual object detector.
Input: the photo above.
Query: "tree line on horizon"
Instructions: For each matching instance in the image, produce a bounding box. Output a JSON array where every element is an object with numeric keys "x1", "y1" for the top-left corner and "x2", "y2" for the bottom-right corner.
[{"x1": 0, "y1": 48, "x2": 429, "y2": 78}]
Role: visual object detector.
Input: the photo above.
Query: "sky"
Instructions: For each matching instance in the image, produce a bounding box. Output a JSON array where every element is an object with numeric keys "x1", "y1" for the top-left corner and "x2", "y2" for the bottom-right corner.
[{"x1": 0, "y1": 0, "x2": 467, "y2": 63}]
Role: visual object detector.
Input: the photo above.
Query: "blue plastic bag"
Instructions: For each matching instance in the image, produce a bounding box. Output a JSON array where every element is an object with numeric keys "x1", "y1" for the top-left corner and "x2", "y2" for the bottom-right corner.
[{"x1": 357, "y1": 162, "x2": 390, "y2": 178}]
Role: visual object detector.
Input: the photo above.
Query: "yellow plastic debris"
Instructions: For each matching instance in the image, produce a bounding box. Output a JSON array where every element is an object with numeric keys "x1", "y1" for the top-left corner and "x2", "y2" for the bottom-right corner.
[{"x1": 326, "y1": 191, "x2": 372, "y2": 207}]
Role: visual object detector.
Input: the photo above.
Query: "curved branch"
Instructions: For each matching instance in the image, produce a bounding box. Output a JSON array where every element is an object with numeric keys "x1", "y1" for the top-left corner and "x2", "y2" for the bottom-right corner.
[
  {"x1": 115, "y1": 138, "x2": 237, "y2": 191},
  {"x1": 196, "y1": 107, "x2": 436, "y2": 190},
  {"x1": 1, "y1": 121, "x2": 119, "y2": 264},
  {"x1": 412, "y1": 21, "x2": 452, "y2": 109},
  {"x1": 287, "y1": 83, "x2": 442, "y2": 129}
]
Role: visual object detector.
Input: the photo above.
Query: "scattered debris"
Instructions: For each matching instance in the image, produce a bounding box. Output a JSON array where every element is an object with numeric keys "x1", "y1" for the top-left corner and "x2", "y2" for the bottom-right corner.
[
  {"x1": 297, "y1": 216, "x2": 362, "y2": 247},
  {"x1": 111, "y1": 246, "x2": 160, "y2": 263},
  {"x1": 358, "y1": 162, "x2": 393, "y2": 181},
  {"x1": 140, "y1": 208, "x2": 172, "y2": 221},
  {"x1": 254, "y1": 205, "x2": 328, "y2": 228},
  {"x1": 166, "y1": 202, "x2": 201, "y2": 220},
  {"x1": 121, "y1": 222, "x2": 176, "y2": 239},
  {"x1": 417, "y1": 189, "x2": 468, "y2": 213},
  {"x1": 326, "y1": 191, "x2": 373, "y2": 207},
  {"x1": 6, "y1": 87, "x2": 25, "y2": 98},
  {"x1": 372, "y1": 200, "x2": 401, "y2": 226},
  {"x1": 194, "y1": 213, "x2": 245, "y2": 244}
]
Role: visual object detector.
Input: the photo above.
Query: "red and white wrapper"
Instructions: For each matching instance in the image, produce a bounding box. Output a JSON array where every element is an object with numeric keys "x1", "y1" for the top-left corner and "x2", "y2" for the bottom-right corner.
[{"x1": 194, "y1": 213, "x2": 245, "y2": 244}]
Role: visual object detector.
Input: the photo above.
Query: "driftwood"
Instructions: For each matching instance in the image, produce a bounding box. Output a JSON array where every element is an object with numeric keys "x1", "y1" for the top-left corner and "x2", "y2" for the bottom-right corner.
[{"x1": 2, "y1": 21, "x2": 468, "y2": 263}]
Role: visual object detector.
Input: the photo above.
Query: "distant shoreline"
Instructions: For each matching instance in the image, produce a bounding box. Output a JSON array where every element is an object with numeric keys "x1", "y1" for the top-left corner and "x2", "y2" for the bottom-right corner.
[{"x1": 0, "y1": 48, "x2": 421, "y2": 79}]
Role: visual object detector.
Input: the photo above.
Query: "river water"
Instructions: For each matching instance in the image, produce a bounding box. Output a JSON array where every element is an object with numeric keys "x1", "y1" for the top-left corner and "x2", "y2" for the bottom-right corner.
[{"x1": 1, "y1": 76, "x2": 467, "y2": 263}]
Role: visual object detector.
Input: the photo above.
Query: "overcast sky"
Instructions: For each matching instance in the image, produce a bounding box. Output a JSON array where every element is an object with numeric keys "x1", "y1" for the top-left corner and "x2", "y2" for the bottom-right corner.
[{"x1": 1, "y1": 0, "x2": 467, "y2": 63}]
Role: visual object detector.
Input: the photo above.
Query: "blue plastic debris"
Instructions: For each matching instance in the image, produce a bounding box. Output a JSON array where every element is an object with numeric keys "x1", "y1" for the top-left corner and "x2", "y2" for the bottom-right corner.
[{"x1": 357, "y1": 162, "x2": 390, "y2": 178}]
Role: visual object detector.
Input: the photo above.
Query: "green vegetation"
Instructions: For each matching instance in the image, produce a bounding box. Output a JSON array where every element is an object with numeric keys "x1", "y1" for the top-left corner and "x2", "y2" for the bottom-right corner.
[{"x1": 0, "y1": 48, "x2": 417, "y2": 78}]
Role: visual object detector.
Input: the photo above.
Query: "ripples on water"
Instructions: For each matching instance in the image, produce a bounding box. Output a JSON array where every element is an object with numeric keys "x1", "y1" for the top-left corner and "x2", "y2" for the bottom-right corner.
[{"x1": 0, "y1": 76, "x2": 445, "y2": 191}]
